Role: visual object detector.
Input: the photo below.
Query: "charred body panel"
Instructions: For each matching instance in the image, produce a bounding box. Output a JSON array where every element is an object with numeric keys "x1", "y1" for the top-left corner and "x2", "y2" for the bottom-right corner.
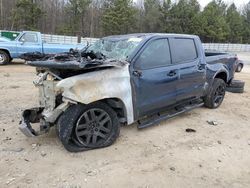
[{"x1": 56, "y1": 64, "x2": 134, "y2": 124}]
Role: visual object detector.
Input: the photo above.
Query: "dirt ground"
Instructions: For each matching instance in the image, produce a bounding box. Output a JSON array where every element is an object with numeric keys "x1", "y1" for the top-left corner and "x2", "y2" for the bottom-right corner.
[{"x1": 0, "y1": 59, "x2": 250, "y2": 188}]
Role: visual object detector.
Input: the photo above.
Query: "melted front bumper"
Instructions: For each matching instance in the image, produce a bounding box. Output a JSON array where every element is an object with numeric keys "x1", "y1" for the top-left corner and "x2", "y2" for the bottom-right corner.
[{"x1": 19, "y1": 108, "x2": 49, "y2": 137}]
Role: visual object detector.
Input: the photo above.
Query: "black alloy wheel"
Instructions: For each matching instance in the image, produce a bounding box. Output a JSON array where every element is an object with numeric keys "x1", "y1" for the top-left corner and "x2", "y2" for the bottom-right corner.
[
  {"x1": 75, "y1": 108, "x2": 112, "y2": 147},
  {"x1": 213, "y1": 84, "x2": 225, "y2": 107},
  {"x1": 204, "y1": 78, "x2": 226, "y2": 109},
  {"x1": 57, "y1": 102, "x2": 120, "y2": 152}
]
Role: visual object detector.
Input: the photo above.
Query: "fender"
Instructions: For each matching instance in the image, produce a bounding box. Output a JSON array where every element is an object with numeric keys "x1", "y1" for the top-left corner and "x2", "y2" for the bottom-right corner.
[
  {"x1": 56, "y1": 64, "x2": 134, "y2": 124},
  {"x1": 213, "y1": 68, "x2": 229, "y2": 83},
  {"x1": 207, "y1": 63, "x2": 229, "y2": 83},
  {"x1": 0, "y1": 48, "x2": 12, "y2": 58}
]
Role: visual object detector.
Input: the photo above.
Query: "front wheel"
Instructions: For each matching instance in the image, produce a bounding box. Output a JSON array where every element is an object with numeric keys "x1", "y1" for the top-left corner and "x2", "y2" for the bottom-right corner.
[
  {"x1": 204, "y1": 78, "x2": 226, "y2": 109},
  {"x1": 57, "y1": 102, "x2": 120, "y2": 152},
  {"x1": 0, "y1": 50, "x2": 10, "y2": 65}
]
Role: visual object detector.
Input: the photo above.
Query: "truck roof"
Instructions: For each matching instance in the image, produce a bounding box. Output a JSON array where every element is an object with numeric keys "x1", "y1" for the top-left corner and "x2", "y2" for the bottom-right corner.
[{"x1": 102, "y1": 33, "x2": 199, "y2": 41}]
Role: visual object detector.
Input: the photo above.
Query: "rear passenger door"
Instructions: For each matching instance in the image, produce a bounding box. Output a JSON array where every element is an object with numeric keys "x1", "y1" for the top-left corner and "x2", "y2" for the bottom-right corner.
[
  {"x1": 169, "y1": 38, "x2": 206, "y2": 102},
  {"x1": 131, "y1": 38, "x2": 178, "y2": 119}
]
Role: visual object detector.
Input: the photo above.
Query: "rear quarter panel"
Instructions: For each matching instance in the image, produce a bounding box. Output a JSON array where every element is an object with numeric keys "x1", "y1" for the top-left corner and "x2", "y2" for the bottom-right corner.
[{"x1": 206, "y1": 54, "x2": 236, "y2": 84}]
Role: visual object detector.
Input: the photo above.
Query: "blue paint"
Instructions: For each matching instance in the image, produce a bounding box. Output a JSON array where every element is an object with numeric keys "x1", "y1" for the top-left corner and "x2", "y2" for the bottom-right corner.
[
  {"x1": 0, "y1": 31, "x2": 84, "y2": 59},
  {"x1": 126, "y1": 34, "x2": 236, "y2": 120}
]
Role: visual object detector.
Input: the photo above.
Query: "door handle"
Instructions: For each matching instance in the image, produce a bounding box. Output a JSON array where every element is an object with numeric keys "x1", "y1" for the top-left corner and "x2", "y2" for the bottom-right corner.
[
  {"x1": 198, "y1": 64, "x2": 206, "y2": 71},
  {"x1": 133, "y1": 70, "x2": 142, "y2": 77},
  {"x1": 167, "y1": 70, "x2": 176, "y2": 77}
]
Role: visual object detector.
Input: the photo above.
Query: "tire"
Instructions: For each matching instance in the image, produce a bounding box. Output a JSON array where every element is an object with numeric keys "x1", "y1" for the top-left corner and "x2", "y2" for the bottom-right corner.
[
  {"x1": 229, "y1": 80, "x2": 245, "y2": 88},
  {"x1": 226, "y1": 87, "x2": 244, "y2": 94},
  {"x1": 0, "y1": 50, "x2": 10, "y2": 65},
  {"x1": 236, "y1": 64, "x2": 243, "y2": 73},
  {"x1": 57, "y1": 102, "x2": 120, "y2": 152},
  {"x1": 204, "y1": 78, "x2": 226, "y2": 109}
]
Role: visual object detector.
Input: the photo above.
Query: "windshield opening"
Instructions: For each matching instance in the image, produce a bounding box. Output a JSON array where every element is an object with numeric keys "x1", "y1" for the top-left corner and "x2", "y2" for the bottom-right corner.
[{"x1": 85, "y1": 37, "x2": 143, "y2": 61}]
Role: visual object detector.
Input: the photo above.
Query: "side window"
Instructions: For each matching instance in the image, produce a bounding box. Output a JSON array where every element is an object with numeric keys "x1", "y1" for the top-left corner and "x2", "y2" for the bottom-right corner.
[
  {"x1": 135, "y1": 39, "x2": 171, "y2": 69},
  {"x1": 171, "y1": 38, "x2": 198, "y2": 64},
  {"x1": 19, "y1": 33, "x2": 38, "y2": 43}
]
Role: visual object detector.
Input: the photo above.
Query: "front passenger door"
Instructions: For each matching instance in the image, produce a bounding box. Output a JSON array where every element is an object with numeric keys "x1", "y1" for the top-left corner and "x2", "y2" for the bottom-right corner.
[{"x1": 131, "y1": 38, "x2": 178, "y2": 119}]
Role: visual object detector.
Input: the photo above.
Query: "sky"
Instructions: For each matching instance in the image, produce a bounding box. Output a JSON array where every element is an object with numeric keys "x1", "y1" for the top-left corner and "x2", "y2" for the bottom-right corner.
[{"x1": 198, "y1": 0, "x2": 249, "y2": 8}]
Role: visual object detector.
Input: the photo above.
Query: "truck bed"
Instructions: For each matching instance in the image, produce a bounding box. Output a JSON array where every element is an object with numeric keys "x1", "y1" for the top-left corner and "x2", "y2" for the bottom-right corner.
[{"x1": 205, "y1": 51, "x2": 235, "y2": 64}]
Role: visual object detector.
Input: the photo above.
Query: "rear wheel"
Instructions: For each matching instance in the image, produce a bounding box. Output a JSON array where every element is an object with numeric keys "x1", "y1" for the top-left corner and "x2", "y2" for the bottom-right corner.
[
  {"x1": 0, "y1": 50, "x2": 10, "y2": 65},
  {"x1": 204, "y1": 78, "x2": 226, "y2": 109},
  {"x1": 57, "y1": 102, "x2": 120, "y2": 152}
]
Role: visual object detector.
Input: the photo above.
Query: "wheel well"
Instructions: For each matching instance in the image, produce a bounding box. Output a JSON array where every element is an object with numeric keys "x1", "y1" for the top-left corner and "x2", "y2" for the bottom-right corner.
[
  {"x1": 215, "y1": 72, "x2": 227, "y2": 84},
  {"x1": 100, "y1": 98, "x2": 127, "y2": 124},
  {"x1": 0, "y1": 49, "x2": 11, "y2": 58}
]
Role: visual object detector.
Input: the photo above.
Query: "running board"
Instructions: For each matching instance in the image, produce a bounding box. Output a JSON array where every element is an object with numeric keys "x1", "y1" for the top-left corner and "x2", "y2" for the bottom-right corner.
[{"x1": 137, "y1": 102, "x2": 204, "y2": 129}]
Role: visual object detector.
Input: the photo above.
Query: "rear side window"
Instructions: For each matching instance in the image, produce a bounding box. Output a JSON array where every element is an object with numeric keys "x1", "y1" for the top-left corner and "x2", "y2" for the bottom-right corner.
[
  {"x1": 171, "y1": 38, "x2": 198, "y2": 64},
  {"x1": 135, "y1": 39, "x2": 171, "y2": 69}
]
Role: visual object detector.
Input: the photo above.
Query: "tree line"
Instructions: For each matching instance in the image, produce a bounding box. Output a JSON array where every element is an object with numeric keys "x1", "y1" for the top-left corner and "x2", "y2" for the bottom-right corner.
[{"x1": 0, "y1": 0, "x2": 250, "y2": 43}]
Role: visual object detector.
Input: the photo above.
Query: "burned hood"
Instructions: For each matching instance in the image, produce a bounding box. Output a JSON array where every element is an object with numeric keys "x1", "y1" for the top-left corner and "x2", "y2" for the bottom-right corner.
[
  {"x1": 24, "y1": 50, "x2": 128, "y2": 70},
  {"x1": 27, "y1": 59, "x2": 127, "y2": 70}
]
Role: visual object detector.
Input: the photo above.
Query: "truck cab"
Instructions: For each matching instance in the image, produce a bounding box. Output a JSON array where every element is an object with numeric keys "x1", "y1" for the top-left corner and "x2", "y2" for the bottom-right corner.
[
  {"x1": 15, "y1": 31, "x2": 44, "y2": 57},
  {"x1": 129, "y1": 35, "x2": 207, "y2": 118}
]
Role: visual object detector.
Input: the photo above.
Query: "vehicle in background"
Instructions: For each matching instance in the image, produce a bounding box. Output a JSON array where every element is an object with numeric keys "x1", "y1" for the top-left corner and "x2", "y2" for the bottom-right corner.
[
  {"x1": 0, "y1": 30, "x2": 20, "y2": 40},
  {"x1": 19, "y1": 33, "x2": 238, "y2": 152},
  {"x1": 205, "y1": 50, "x2": 244, "y2": 73},
  {"x1": 0, "y1": 31, "x2": 85, "y2": 65},
  {"x1": 0, "y1": 36, "x2": 11, "y2": 42},
  {"x1": 235, "y1": 60, "x2": 244, "y2": 72}
]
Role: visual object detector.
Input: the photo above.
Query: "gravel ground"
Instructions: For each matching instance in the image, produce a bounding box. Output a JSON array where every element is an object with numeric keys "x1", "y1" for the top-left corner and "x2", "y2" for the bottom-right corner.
[{"x1": 0, "y1": 61, "x2": 250, "y2": 188}]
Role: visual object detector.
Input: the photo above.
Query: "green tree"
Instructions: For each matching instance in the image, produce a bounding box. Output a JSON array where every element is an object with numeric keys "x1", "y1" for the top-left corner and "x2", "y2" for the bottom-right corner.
[
  {"x1": 201, "y1": 0, "x2": 229, "y2": 42},
  {"x1": 242, "y1": 1, "x2": 250, "y2": 43},
  {"x1": 165, "y1": 0, "x2": 201, "y2": 34},
  {"x1": 65, "y1": 0, "x2": 92, "y2": 36},
  {"x1": 158, "y1": 0, "x2": 173, "y2": 33},
  {"x1": 142, "y1": 0, "x2": 163, "y2": 33},
  {"x1": 12, "y1": 0, "x2": 43, "y2": 30},
  {"x1": 226, "y1": 3, "x2": 244, "y2": 43},
  {"x1": 102, "y1": 0, "x2": 137, "y2": 35}
]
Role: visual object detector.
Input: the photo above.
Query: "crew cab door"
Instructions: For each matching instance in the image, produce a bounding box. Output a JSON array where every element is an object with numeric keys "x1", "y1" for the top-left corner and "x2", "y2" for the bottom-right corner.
[
  {"x1": 16, "y1": 32, "x2": 42, "y2": 56},
  {"x1": 131, "y1": 38, "x2": 178, "y2": 119},
  {"x1": 169, "y1": 38, "x2": 206, "y2": 101}
]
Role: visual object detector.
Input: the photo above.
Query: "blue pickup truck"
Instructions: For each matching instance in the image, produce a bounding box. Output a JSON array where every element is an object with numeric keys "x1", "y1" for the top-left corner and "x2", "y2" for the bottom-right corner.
[
  {"x1": 19, "y1": 33, "x2": 238, "y2": 152},
  {"x1": 0, "y1": 31, "x2": 84, "y2": 65}
]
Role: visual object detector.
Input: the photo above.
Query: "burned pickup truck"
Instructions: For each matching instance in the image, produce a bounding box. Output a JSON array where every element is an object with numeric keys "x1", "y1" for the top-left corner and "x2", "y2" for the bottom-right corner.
[{"x1": 19, "y1": 33, "x2": 237, "y2": 152}]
